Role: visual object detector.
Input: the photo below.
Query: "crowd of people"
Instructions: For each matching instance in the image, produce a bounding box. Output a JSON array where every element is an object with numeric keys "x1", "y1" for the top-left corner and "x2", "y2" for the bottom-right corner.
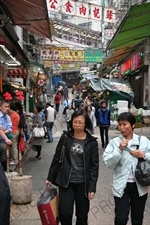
[{"x1": 0, "y1": 87, "x2": 150, "y2": 225}]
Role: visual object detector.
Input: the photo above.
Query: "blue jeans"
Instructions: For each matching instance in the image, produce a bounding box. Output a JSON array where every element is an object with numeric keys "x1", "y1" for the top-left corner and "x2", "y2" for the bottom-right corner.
[{"x1": 46, "y1": 122, "x2": 54, "y2": 142}]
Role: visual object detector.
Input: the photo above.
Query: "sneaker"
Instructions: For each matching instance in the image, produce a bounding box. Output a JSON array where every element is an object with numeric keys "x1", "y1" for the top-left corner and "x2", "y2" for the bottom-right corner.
[{"x1": 35, "y1": 155, "x2": 41, "y2": 160}]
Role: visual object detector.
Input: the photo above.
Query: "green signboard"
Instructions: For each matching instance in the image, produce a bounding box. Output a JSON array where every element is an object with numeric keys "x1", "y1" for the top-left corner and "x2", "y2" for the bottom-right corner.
[{"x1": 84, "y1": 49, "x2": 103, "y2": 62}]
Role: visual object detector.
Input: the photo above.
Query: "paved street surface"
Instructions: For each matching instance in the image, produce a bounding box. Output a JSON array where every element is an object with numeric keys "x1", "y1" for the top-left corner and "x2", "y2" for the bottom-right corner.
[{"x1": 10, "y1": 94, "x2": 150, "y2": 225}]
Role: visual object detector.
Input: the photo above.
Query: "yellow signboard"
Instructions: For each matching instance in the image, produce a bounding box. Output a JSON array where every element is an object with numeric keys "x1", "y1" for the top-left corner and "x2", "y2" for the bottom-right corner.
[{"x1": 60, "y1": 50, "x2": 84, "y2": 62}]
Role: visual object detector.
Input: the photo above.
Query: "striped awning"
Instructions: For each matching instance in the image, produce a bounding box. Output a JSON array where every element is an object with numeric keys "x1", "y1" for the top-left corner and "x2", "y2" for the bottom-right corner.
[{"x1": 7, "y1": 69, "x2": 28, "y2": 78}]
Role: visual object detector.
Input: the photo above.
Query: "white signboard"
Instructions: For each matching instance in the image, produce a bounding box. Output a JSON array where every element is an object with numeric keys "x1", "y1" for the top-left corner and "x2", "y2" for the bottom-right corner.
[
  {"x1": 90, "y1": 5, "x2": 102, "y2": 20},
  {"x1": 46, "y1": 0, "x2": 60, "y2": 12},
  {"x1": 76, "y1": 2, "x2": 89, "y2": 18},
  {"x1": 40, "y1": 49, "x2": 60, "y2": 61},
  {"x1": 46, "y1": 0, "x2": 115, "y2": 21},
  {"x1": 104, "y1": 7, "x2": 116, "y2": 22}
]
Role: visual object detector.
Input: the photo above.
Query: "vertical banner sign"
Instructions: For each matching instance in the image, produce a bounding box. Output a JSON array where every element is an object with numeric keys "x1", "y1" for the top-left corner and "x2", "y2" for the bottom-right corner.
[
  {"x1": 104, "y1": 7, "x2": 116, "y2": 22},
  {"x1": 90, "y1": 5, "x2": 102, "y2": 20},
  {"x1": 62, "y1": 0, "x2": 75, "y2": 15},
  {"x1": 46, "y1": 0, "x2": 60, "y2": 12},
  {"x1": 76, "y1": 2, "x2": 89, "y2": 18}
]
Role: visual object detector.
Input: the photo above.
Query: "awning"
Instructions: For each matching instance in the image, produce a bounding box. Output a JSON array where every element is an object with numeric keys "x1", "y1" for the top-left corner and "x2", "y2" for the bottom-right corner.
[
  {"x1": 2, "y1": 0, "x2": 54, "y2": 38},
  {"x1": 7, "y1": 69, "x2": 28, "y2": 78},
  {"x1": 108, "y1": 2, "x2": 150, "y2": 50},
  {"x1": 102, "y1": 2, "x2": 150, "y2": 67}
]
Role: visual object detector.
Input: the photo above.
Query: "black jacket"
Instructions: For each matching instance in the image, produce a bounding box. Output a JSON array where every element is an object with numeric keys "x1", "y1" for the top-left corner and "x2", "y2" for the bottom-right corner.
[{"x1": 47, "y1": 131, "x2": 99, "y2": 194}]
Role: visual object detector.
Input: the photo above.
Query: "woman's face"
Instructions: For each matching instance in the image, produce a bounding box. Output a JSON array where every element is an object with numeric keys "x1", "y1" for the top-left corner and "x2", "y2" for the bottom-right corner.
[
  {"x1": 34, "y1": 106, "x2": 38, "y2": 114},
  {"x1": 72, "y1": 115, "x2": 85, "y2": 132},
  {"x1": 118, "y1": 120, "x2": 133, "y2": 137}
]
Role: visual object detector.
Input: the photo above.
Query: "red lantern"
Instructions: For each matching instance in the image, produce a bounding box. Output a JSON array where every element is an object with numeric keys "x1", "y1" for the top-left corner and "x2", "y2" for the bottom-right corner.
[{"x1": 3, "y1": 92, "x2": 12, "y2": 100}]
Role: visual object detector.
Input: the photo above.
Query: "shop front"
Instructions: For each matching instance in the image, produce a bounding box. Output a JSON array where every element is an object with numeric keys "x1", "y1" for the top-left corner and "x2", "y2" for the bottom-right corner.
[{"x1": 29, "y1": 64, "x2": 48, "y2": 112}]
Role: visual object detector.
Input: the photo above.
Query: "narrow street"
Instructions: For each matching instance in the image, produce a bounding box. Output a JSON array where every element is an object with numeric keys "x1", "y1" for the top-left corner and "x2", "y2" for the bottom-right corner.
[{"x1": 10, "y1": 97, "x2": 150, "y2": 225}]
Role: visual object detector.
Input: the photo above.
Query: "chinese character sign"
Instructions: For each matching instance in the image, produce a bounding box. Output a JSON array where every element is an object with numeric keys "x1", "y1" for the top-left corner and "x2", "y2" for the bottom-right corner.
[
  {"x1": 76, "y1": 2, "x2": 89, "y2": 18},
  {"x1": 46, "y1": 0, "x2": 115, "y2": 21},
  {"x1": 90, "y1": 5, "x2": 102, "y2": 20},
  {"x1": 104, "y1": 7, "x2": 115, "y2": 22},
  {"x1": 62, "y1": 0, "x2": 75, "y2": 15},
  {"x1": 46, "y1": 0, "x2": 60, "y2": 12},
  {"x1": 60, "y1": 50, "x2": 84, "y2": 62},
  {"x1": 40, "y1": 49, "x2": 60, "y2": 61}
]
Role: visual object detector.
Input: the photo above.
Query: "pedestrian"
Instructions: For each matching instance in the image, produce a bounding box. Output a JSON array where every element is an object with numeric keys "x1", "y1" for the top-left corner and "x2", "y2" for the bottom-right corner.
[
  {"x1": 45, "y1": 102, "x2": 55, "y2": 143},
  {"x1": 63, "y1": 96, "x2": 71, "y2": 115},
  {"x1": 0, "y1": 163, "x2": 11, "y2": 225},
  {"x1": 46, "y1": 109, "x2": 99, "y2": 225},
  {"x1": 65, "y1": 104, "x2": 74, "y2": 131},
  {"x1": 31, "y1": 104, "x2": 44, "y2": 160},
  {"x1": 40, "y1": 90, "x2": 47, "y2": 109},
  {"x1": 54, "y1": 92, "x2": 61, "y2": 113},
  {"x1": 103, "y1": 112, "x2": 150, "y2": 225},
  {"x1": 96, "y1": 100, "x2": 110, "y2": 148},
  {"x1": 15, "y1": 102, "x2": 26, "y2": 137},
  {"x1": 0, "y1": 100, "x2": 12, "y2": 171},
  {"x1": 85, "y1": 105, "x2": 96, "y2": 134},
  {"x1": 9, "y1": 104, "x2": 20, "y2": 165}
]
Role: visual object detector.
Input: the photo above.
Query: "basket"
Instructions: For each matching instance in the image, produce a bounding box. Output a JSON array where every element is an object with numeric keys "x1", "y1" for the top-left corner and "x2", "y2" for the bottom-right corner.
[
  {"x1": 143, "y1": 116, "x2": 150, "y2": 124},
  {"x1": 134, "y1": 122, "x2": 142, "y2": 128}
]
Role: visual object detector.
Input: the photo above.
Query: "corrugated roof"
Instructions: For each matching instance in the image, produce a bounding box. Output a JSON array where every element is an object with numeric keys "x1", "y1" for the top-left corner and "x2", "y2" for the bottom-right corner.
[{"x1": 2, "y1": 0, "x2": 52, "y2": 38}]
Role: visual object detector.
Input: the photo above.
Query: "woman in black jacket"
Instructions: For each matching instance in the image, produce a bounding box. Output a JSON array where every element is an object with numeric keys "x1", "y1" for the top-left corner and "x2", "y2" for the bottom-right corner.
[{"x1": 46, "y1": 110, "x2": 99, "y2": 225}]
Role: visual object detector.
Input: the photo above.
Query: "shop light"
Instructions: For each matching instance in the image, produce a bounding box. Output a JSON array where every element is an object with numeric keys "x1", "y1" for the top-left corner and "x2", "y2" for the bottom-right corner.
[{"x1": 0, "y1": 45, "x2": 21, "y2": 65}]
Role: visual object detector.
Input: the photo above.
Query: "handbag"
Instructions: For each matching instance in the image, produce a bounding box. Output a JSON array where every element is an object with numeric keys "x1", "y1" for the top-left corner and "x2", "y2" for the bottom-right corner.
[
  {"x1": 37, "y1": 186, "x2": 59, "y2": 225},
  {"x1": 135, "y1": 136, "x2": 150, "y2": 186},
  {"x1": 19, "y1": 136, "x2": 26, "y2": 152},
  {"x1": 33, "y1": 127, "x2": 45, "y2": 137}
]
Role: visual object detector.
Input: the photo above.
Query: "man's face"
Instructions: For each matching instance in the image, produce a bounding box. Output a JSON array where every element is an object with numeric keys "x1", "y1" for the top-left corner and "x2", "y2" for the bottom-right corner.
[{"x1": 0, "y1": 103, "x2": 10, "y2": 115}]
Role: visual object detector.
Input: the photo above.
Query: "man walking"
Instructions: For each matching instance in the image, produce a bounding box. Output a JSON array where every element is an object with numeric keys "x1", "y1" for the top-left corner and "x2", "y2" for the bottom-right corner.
[
  {"x1": 45, "y1": 102, "x2": 55, "y2": 143},
  {"x1": 97, "y1": 100, "x2": 110, "y2": 148},
  {"x1": 0, "y1": 101, "x2": 12, "y2": 171}
]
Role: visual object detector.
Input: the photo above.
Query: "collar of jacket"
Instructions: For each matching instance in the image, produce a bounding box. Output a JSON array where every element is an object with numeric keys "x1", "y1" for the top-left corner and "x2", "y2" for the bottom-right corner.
[
  {"x1": 119, "y1": 132, "x2": 140, "y2": 146},
  {"x1": 63, "y1": 130, "x2": 98, "y2": 142}
]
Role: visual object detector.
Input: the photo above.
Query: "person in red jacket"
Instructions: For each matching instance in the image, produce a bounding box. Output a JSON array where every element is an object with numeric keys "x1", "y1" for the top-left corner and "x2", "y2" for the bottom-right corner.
[{"x1": 54, "y1": 92, "x2": 61, "y2": 113}]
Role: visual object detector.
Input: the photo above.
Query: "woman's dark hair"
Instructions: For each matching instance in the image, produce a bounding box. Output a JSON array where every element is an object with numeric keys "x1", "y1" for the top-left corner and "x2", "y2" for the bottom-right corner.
[
  {"x1": 118, "y1": 112, "x2": 136, "y2": 127},
  {"x1": 15, "y1": 102, "x2": 23, "y2": 113},
  {"x1": 85, "y1": 105, "x2": 92, "y2": 112},
  {"x1": 10, "y1": 103, "x2": 17, "y2": 111},
  {"x1": 35, "y1": 103, "x2": 43, "y2": 113},
  {"x1": 70, "y1": 109, "x2": 93, "y2": 132}
]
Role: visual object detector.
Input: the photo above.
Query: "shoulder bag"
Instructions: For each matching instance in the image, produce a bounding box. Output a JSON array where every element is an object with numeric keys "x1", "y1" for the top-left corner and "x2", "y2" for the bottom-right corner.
[
  {"x1": 33, "y1": 127, "x2": 45, "y2": 137},
  {"x1": 56, "y1": 134, "x2": 67, "y2": 172},
  {"x1": 135, "y1": 136, "x2": 150, "y2": 186}
]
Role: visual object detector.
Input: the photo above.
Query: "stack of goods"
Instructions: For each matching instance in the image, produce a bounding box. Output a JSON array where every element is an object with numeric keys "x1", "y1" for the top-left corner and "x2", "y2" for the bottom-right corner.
[
  {"x1": 117, "y1": 100, "x2": 129, "y2": 115},
  {"x1": 141, "y1": 109, "x2": 150, "y2": 124}
]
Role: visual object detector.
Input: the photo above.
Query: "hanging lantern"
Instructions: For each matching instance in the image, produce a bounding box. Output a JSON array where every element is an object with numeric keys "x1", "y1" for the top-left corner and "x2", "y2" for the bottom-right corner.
[
  {"x1": 3, "y1": 92, "x2": 12, "y2": 100},
  {"x1": 16, "y1": 95, "x2": 25, "y2": 100}
]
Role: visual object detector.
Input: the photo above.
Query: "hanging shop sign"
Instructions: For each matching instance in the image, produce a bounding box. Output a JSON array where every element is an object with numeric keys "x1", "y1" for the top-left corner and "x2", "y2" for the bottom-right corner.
[
  {"x1": 104, "y1": 28, "x2": 115, "y2": 40},
  {"x1": 46, "y1": 0, "x2": 115, "y2": 22},
  {"x1": 119, "y1": 52, "x2": 144, "y2": 75},
  {"x1": 0, "y1": 62, "x2": 8, "y2": 80},
  {"x1": 60, "y1": 50, "x2": 84, "y2": 62},
  {"x1": 7, "y1": 68, "x2": 27, "y2": 79},
  {"x1": 40, "y1": 49, "x2": 60, "y2": 61},
  {"x1": 38, "y1": 79, "x2": 45, "y2": 86},
  {"x1": 84, "y1": 49, "x2": 103, "y2": 63}
]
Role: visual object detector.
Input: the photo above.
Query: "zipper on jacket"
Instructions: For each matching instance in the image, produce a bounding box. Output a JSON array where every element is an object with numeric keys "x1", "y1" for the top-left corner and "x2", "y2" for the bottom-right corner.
[
  {"x1": 66, "y1": 168, "x2": 72, "y2": 188},
  {"x1": 83, "y1": 140, "x2": 87, "y2": 197}
]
